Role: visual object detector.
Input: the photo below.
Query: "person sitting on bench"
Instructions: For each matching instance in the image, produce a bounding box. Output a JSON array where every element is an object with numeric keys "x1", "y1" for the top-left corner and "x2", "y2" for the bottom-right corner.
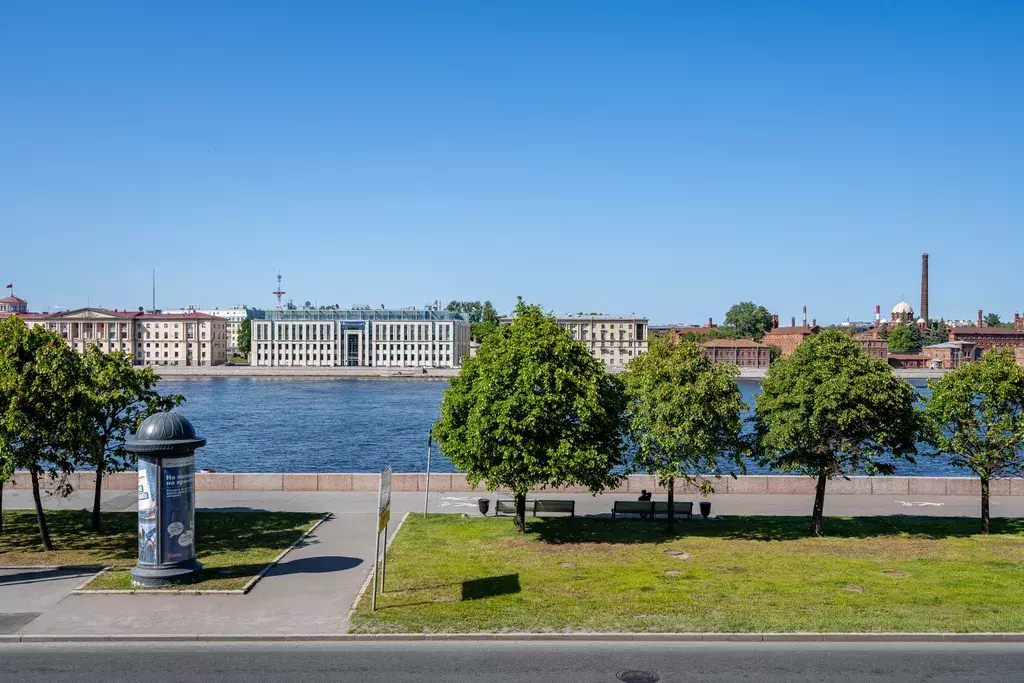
[{"x1": 637, "y1": 489, "x2": 652, "y2": 518}]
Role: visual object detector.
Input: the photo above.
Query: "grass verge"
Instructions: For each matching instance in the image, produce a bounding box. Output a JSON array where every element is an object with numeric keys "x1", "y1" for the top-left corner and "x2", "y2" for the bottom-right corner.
[
  {"x1": 1, "y1": 510, "x2": 324, "y2": 591},
  {"x1": 350, "y1": 515, "x2": 1024, "y2": 634}
]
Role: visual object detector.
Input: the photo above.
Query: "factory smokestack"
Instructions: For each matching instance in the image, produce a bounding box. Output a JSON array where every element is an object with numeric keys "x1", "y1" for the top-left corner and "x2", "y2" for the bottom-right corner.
[
  {"x1": 875, "y1": 304, "x2": 881, "y2": 326},
  {"x1": 921, "y1": 253, "x2": 929, "y2": 323},
  {"x1": 791, "y1": 316, "x2": 796, "y2": 327},
  {"x1": 978, "y1": 310, "x2": 984, "y2": 328},
  {"x1": 802, "y1": 306, "x2": 807, "y2": 327}
]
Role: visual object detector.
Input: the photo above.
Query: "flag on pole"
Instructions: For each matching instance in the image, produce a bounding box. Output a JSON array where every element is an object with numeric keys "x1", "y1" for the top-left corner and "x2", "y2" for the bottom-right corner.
[{"x1": 4, "y1": 284, "x2": 11, "y2": 289}]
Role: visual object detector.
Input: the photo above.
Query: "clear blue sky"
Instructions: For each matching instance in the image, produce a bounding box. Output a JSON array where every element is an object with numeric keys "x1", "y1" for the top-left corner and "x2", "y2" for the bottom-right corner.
[{"x1": 2, "y1": 2, "x2": 1021, "y2": 324}]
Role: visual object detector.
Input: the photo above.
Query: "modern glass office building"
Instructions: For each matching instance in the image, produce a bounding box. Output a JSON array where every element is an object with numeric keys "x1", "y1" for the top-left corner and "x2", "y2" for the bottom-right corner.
[{"x1": 251, "y1": 307, "x2": 471, "y2": 368}]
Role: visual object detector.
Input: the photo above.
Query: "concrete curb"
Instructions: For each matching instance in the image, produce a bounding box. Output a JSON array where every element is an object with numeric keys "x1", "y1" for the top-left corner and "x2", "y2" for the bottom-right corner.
[
  {"x1": 3, "y1": 632, "x2": 1024, "y2": 643},
  {"x1": 68, "y1": 513, "x2": 331, "y2": 596}
]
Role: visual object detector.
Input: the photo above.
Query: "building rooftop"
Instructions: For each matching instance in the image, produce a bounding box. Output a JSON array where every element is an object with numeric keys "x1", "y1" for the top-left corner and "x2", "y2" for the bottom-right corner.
[
  {"x1": 265, "y1": 307, "x2": 467, "y2": 322},
  {"x1": 924, "y1": 341, "x2": 973, "y2": 349},
  {"x1": 764, "y1": 325, "x2": 819, "y2": 334},
  {"x1": 140, "y1": 312, "x2": 223, "y2": 321},
  {"x1": 950, "y1": 327, "x2": 1024, "y2": 336},
  {"x1": 0, "y1": 295, "x2": 27, "y2": 305},
  {"x1": 701, "y1": 338, "x2": 769, "y2": 348}
]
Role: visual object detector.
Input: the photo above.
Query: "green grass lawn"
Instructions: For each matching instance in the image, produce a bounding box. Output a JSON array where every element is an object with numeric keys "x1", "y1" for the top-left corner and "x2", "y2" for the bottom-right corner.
[
  {"x1": 1, "y1": 510, "x2": 324, "y2": 591},
  {"x1": 350, "y1": 515, "x2": 1024, "y2": 634}
]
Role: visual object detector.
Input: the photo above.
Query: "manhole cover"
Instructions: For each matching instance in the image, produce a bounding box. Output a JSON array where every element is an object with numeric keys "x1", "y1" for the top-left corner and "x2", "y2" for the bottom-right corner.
[
  {"x1": 842, "y1": 584, "x2": 865, "y2": 593},
  {"x1": 617, "y1": 671, "x2": 659, "y2": 683},
  {"x1": 664, "y1": 550, "x2": 693, "y2": 560}
]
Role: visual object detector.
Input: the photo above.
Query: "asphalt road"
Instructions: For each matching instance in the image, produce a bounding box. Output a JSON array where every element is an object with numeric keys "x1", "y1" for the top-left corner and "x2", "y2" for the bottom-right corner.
[{"x1": 2, "y1": 641, "x2": 1024, "y2": 682}]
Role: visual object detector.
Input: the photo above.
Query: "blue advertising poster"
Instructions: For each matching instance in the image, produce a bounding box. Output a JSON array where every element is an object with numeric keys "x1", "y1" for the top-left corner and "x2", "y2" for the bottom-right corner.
[
  {"x1": 160, "y1": 456, "x2": 196, "y2": 564},
  {"x1": 137, "y1": 460, "x2": 159, "y2": 565}
]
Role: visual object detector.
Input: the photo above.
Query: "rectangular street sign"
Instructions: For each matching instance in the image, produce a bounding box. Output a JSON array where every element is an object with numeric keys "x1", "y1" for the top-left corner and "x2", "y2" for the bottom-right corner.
[{"x1": 378, "y1": 465, "x2": 392, "y2": 518}]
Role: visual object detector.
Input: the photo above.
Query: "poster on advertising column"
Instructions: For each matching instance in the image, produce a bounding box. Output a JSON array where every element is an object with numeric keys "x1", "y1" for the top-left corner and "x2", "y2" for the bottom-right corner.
[
  {"x1": 138, "y1": 460, "x2": 159, "y2": 565},
  {"x1": 160, "y1": 456, "x2": 196, "y2": 564}
]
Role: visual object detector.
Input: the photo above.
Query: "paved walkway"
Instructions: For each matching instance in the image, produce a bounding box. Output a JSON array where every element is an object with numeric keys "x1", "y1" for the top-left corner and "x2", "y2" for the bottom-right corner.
[{"x1": 2, "y1": 487, "x2": 1021, "y2": 636}]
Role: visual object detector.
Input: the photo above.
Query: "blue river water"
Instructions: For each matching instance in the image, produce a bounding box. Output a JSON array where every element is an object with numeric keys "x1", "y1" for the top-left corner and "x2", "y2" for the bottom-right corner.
[{"x1": 157, "y1": 377, "x2": 969, "y2": 476}]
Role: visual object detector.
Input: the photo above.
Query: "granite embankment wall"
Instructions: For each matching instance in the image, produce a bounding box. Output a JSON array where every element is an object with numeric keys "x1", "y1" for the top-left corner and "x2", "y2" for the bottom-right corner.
[
  {"x1": 8, "y1": 472, "x2": 1023, "y2": 496},
  {"x1": 151, "y1": 366, "x2": 946, "y2": 380},
  {"x1": 152, "y1": 366, "x2": 458, "y2": 379}
]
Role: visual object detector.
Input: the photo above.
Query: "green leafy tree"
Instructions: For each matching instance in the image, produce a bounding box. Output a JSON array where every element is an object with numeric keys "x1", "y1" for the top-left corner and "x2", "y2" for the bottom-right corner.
[
  {"x1": 723, "y1": 302, "x2": 775, "y2": 340},
  {"x1": 886, "y1": 325, "x2": 920, "y2": 353},
  {"x1": 0, "y1": 318, "x2": 91, "y2": 549},
  {"x1": 433, "y1": 298, "x2": 627, "y2": 532},
  {"x1": 622, "y1": 335, "x2": 747, "y2": 530},
  {"x1": 238, "y1": 318, "x2": 252, "y2": 357},
  {"x1": 446, "y1": 300, "x2": 501, "y2": 343},
  {"x1": 923, "y1": 349, "x2": 1024, "y2": 534},
  {"x1": 81, "y1": 348, "x2": 184, "y2": 532},
  {"x1": 924, "y1": 319, "x2": 949, "y2": 346},
  {"x1": 754, "y1": 329, "x2": 920, "y2": 537},
  {"x1": 984, "y1": 312, "x2": 1002, "y2": 328}
]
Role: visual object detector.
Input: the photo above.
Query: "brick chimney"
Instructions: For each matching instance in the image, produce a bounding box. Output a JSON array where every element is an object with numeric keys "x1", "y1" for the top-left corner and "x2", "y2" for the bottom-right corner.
[
  {"x1": 812, "y1": 318, "x2": 817, "y2": 327},
  {"x1": 771, "y1": 314, "x2": 779, "y2": 329},
  {"x1": 875, "y1": 304, "x2": 881, "y2": 326},
  {"x1": 978, "y1": 309, "x2": 983, "y2": 328},
  {"x1": 791, "y1": 316, "x2": 796, "y2": 327},
  {"x1": 920, "y1": 253, "x2": 929, "y2": 323}
]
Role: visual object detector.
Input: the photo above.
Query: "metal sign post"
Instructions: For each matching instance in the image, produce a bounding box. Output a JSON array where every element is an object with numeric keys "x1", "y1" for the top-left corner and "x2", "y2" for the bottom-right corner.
[
  {"x1": 371, "y1": 465, "x2": 392, "y2": 612},
  {"x1": 424, "y1": 433, "x2": 432, "y2": 518}
]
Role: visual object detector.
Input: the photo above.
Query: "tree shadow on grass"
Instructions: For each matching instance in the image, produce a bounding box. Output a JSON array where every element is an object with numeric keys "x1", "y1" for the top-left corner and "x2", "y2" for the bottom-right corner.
[
  {"x1": 0, "y1": 510, "x2": 325, "y2": 561},
  {"x1": 526, "y1": 516, "x2": 1024, "y2": 544},
  {"x1": 461, "y1": 573, "x2": 520, "y2": 601}
]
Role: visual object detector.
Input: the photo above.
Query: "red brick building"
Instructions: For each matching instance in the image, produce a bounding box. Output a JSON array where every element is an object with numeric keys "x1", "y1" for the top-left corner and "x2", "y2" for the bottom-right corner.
[
  {"x1": 922, "y1": 341, "x2": 977, "y2": 369},
  {"x1": 887, "y1": 352, "x2": 932, "y2": 369},
  {"x1": 762, "y1": 324, "x2": 819, "y2": 358},
  {"x1": 700, "y1": 338, "x2": 771, "y2": 368},
  {"x1": 948, "y1": 326, "x2": 1024, "y2": 351}
]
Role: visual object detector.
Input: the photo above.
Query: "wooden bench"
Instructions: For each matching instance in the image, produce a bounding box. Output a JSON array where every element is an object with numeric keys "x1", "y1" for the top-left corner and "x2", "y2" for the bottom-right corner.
[
  {"x1": 534, "y1": 499, "x2": 575, "y2": 517},
  {"x1": 612, "y1": 501, "x2": 654, "y2": 518},
  {"x1": 495, "y1": 499, "x2": 575, "y2": 517},
  {"x1": 612, "y1": 500, "x2": 694, "y2": 520},
  {"x1": 653, "y1": 501, "x2": 694, "y2": 520}
]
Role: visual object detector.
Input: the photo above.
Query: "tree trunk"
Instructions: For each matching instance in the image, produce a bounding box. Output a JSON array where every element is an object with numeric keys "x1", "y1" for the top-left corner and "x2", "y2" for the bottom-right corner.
[
  {"x1": 666, "y1": 477, "x2": 675, "y2": 533},
  {"x1": 811, "y1": 468, "x2": 828, "y2": 538},
  {"x1": 513, "y1": 492, "x2": 527, "y2": 534},
  {"x1": 30, "y1": 466, "x2": 53, "y2": 551},
  {"x1": 980, "y1": 474, "x2": 990, "y2": 535},
  {"x1": 0, "y1": 480, "x2": 4, "y2": 535},
  {"x1": 91, "y1": 456, "x2": 104, "y2": 532}
]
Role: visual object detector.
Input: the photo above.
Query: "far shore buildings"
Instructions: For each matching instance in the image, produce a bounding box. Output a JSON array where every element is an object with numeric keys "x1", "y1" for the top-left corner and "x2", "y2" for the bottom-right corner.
[
  {"x1": 252, "y1": 306, "x2": 471, "y2": 368},
  {"x1": 948, "y1": 310, "x2": 1024, "y2": 352},
  {"x1": 0, "y1": 297, "x2": 228, "y2": 366},
  {"x1": 164, "y1": 306, "x2": 261, "y2": 355},
  {"x1": 761, "y1": 314, "x2": 820, "y2": 359},
  {"x1": 502, "y1": 314, "x2": 649, "y2": 369},
  {"x1": 700, "y1": 338, "x2": 771, "y2": 369}
]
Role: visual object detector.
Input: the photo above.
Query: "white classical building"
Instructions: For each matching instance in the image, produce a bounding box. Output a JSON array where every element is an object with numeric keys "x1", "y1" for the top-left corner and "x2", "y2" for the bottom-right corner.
[
  {"x1": 252, "y1": 306, "x2": 470, "y2": 368},
  {"x1": 500, "y1": 313, "x2": 649, "y2": 368},
  {"x1": 163, "y1": 306, "x2": 260, "y2": 354}
]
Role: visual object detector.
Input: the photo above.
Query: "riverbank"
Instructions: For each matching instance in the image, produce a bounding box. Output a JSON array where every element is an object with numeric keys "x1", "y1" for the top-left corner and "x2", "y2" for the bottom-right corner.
[
  {"x1": 152, "y1": 365, "x2": 947, "y2": 380},
  {"x1": 152, "y1": 365, "x2": 459, "y2": 379}
]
